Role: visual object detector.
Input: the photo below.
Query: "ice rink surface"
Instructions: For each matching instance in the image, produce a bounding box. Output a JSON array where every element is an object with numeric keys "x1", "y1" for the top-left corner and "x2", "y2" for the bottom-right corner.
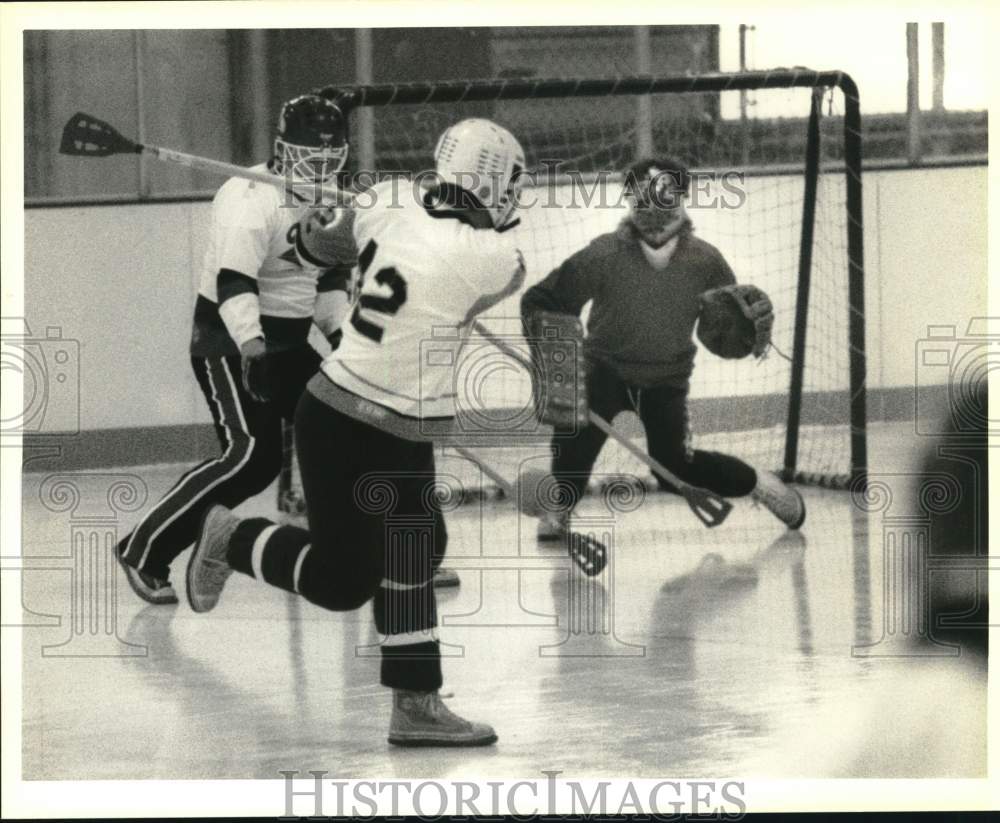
[{"x1": 17, "y1": 421, "x2": 987, "y2": 780}]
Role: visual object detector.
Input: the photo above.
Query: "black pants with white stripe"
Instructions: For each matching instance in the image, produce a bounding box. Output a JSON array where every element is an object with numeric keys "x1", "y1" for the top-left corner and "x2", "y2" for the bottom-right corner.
[
  {"x1": 118, "y1": 346, "x2": 320, "y2": 580},
  {"x1": 551, "y1": 359, "x2": 758, "y2": 506},
  {"x1": 223, "y1": 389, "x2": 447, "y2": 692}
]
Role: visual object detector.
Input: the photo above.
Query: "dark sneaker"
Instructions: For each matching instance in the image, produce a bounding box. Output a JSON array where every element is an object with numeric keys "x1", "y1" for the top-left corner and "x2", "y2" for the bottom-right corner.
[
  {"x1": 536, "y1": 512, "x2": 569, "y2": 542},
  {"x1": 117, "y1": 550, "x2": 178, "y2": 605},
  {"x1": 432, "y1": 567, "x2": 461, "y2": 588}
]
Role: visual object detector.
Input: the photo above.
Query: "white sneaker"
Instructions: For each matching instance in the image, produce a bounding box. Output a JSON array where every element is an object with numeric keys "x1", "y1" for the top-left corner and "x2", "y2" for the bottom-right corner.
[
  {"x1": 388, "y1": 689, "x2": 497, "y2": 747},
  {"x1": 751, "y1": 471, "x2": 806, "y2": 529},
  {"x1": 186, "y1": 505, "x2": 240, "y2": 613}
]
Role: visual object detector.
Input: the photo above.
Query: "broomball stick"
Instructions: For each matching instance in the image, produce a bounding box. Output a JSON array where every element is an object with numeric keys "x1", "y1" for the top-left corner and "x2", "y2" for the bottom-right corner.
[
  {"x1": 59, "y1": 112, "x2": 351, "y2": 205},
  {"x1": 472, "y1": 321, "x2": 733, "y2": 528},
  {"x1": 452, "y1": 445, "x2": 607, "y2": 577}
]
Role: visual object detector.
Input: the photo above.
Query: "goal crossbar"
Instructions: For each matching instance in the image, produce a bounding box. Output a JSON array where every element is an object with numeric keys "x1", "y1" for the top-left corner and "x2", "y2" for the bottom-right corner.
[
  {"x1": 329, "y1": 69, "x2": 867, "y2": 489},
  {"x1": 273, "y1": 69, "x2": 869, "y2": 509}
]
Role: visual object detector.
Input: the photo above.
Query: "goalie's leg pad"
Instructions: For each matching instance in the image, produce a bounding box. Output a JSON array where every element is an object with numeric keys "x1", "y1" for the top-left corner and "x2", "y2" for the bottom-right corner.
[{"x1": 525, "y1": 311, "x2": 589, "y2": 428}]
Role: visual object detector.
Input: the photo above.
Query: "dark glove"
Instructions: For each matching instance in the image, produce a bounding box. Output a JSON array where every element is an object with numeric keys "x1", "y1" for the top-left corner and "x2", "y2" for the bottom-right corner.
[
  {"x1": 697, "y1": 284, "x2": 774, "y2": 359},
  {"x1": 240, "y1": 337, "x2": 271, "y2": 403}
]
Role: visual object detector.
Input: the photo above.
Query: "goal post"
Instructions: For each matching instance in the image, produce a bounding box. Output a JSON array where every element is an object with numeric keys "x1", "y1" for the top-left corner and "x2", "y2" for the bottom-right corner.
[
  {"x1": 782, "y1": 82, "x2": 868, "y2": 488},
  {"x1": 279, "y1": 69, "x2": 867, "y2": 513}
]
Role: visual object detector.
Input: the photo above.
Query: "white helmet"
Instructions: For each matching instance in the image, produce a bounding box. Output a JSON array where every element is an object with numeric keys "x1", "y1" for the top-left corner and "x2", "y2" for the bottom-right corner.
[{"x1": 433, "y1": 118, "x2": 526, "y2": 230}]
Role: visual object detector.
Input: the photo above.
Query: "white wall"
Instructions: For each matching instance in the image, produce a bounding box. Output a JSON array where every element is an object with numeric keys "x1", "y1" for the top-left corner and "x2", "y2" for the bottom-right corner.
[
  {"x1": 22, "y1": 165, "x2": 987, "y2": 433},
  {"x1": 861, "y1": 166, "x2": 987, "y2": 390},
  {"x1": 24, "y1": 202, "x2": 211, "y2": 430}
]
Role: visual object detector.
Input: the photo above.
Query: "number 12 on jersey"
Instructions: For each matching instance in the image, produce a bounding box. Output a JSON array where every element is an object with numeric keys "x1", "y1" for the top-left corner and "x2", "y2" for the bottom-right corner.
[{"x1": 350, "y1": 239, "x2": 408, "y2": 343}]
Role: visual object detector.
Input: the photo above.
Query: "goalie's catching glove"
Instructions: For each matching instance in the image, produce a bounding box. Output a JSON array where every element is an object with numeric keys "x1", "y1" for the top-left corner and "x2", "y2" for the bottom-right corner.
[
  {"x1": 524, "y1": 311, "x2": 589, "y2": 428},
  {"x1": 696, "y1": 284, "x2": 774, "y2": 359}
]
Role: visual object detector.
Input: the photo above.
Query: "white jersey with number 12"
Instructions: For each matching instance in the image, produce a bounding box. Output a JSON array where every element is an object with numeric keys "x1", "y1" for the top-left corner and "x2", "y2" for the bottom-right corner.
[{"x1": 321, "y1": 180, "x2": 523, "y2": 419}]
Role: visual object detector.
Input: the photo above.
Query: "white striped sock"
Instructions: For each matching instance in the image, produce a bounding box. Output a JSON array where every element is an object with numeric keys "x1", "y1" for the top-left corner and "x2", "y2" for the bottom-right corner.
[
  {"x1": 291, "y1": 543, "x2": 311, "y2": 593},
  {"x1": 250, "y1": 524, "x2": 280, "y2": 580},
  {"x1": 380, "y1": 577, "x2": 428, "y2": 591},
  {"x1": 381, "y1": 627, "x2": 439, "y2": 647}
]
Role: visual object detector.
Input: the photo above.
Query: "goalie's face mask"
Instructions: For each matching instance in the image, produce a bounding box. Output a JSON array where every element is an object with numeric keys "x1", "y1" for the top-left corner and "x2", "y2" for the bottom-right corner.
[
  {"x1": 274, "y1": 94, "x2": 349, "y2": 184},
  {"x1": 627, "y1": 169, "x2": 688, "y2": 248}
]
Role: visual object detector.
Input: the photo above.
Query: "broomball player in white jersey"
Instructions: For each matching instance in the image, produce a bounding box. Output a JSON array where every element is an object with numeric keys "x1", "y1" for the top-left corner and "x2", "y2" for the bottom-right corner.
[
  {"x1": 115, "y1": 93, "x2": 354, "y2": 604},
  {"x1": 187, "y1": 119, "x2": 527, "y2": 747}
]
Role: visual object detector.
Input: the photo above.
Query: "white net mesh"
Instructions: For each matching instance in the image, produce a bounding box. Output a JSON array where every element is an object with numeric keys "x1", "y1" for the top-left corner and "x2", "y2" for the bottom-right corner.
[{"x1": 280, "y1": 79, "x2": 858, "y2": 514}]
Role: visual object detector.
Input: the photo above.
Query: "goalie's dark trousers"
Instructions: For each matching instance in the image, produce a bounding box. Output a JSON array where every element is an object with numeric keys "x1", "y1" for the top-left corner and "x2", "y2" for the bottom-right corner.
[
  {"x1": 220, "y1": 381, "x2": 447, "y2": 691},
  {"x1": 552, "y1": 359, "x2": 758, "y2": 504},
  {"x1": 117, "y1": 345, "x2": 320, "y2": 580}
]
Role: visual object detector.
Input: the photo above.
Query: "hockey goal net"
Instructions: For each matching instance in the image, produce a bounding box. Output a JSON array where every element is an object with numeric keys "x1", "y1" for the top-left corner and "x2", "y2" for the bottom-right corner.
[{"x1": 279, "y1": 71, "x2": 866, "y2": 515}]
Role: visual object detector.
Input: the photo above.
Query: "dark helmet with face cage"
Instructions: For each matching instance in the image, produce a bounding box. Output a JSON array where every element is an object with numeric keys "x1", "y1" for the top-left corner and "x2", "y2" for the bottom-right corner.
[{"x1": 274, "y1": 94, "x2": 348, "y2": 183}]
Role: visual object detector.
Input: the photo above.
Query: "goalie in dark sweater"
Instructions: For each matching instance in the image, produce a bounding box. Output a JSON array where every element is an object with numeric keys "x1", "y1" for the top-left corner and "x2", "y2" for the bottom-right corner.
[{"x1": 520, "y1": 157, "x2": 805, "y2": 538}]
